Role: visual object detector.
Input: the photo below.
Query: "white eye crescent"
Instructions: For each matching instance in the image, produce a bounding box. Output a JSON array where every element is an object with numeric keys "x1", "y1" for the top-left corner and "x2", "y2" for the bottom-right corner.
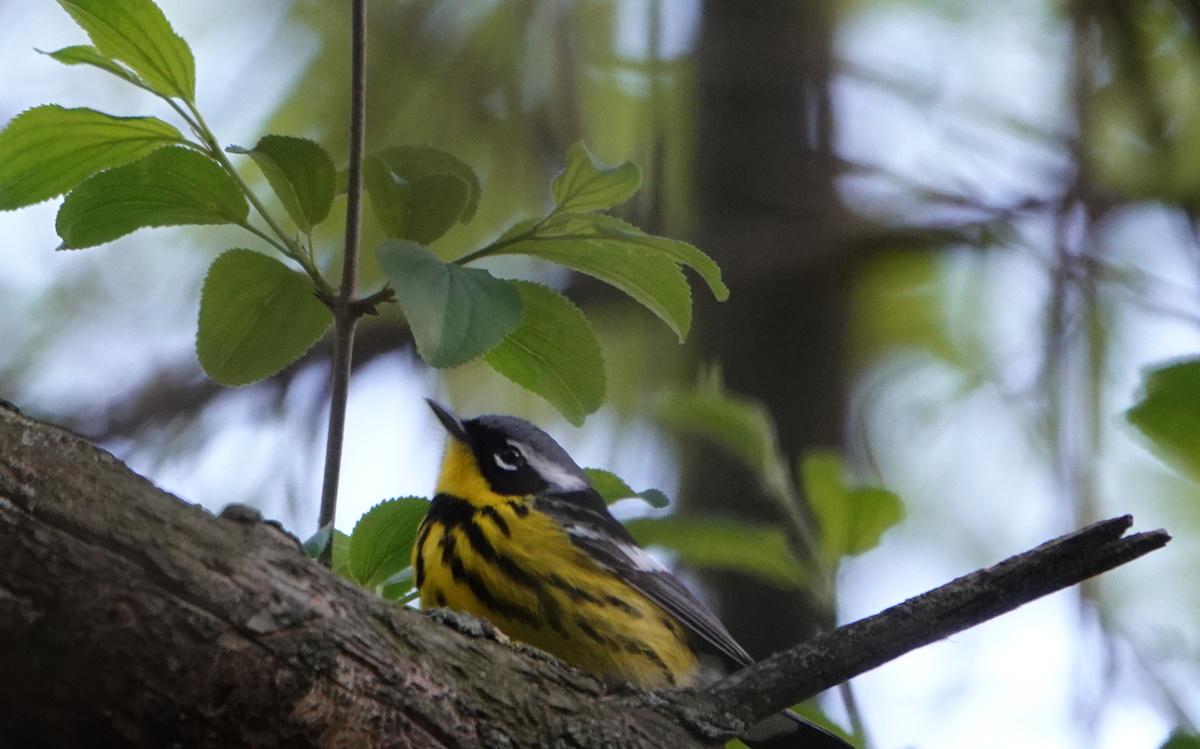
[{"x1": 494, "y1": 445, "x2": 523, "y2": 471}]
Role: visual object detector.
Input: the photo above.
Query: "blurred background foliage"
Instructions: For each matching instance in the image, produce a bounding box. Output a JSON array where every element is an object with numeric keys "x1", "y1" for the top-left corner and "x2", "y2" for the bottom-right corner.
[{"x1": 3, "y1": 0, "x2": 1200, "y2": 746}]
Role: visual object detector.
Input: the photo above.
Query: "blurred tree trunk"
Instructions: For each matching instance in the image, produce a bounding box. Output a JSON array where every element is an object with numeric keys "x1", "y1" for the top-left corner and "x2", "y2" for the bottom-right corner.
[{"x1": 683, "y1": 0, "x2": 856, "y2": 655}]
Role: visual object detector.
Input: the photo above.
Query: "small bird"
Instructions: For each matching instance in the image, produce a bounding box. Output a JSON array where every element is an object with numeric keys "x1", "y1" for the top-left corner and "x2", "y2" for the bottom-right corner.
[{"x1": 414, "y1": 400, "x2": 851, "y2": 749}]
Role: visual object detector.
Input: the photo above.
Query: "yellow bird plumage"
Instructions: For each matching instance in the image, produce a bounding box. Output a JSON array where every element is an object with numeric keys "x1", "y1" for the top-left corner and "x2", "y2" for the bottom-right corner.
[
  {"x1": 417, "y1": 433, "x2": 697, "y2": 687},
  {"x1": 414, "y1": 400, "x2": 849, "y2": 748}
]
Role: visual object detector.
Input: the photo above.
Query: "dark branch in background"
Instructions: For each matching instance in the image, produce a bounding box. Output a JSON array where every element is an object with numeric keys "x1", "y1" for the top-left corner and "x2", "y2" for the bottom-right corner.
[
  {"x1": 317, "y1": 0, "x2": 370, "y2": 566},
  {"x1": 65, "y1": 325, "x2": 415, "y2": 443},
  {"x1": 0, "y1": 408, "x2": 1170, "y2": 748}
]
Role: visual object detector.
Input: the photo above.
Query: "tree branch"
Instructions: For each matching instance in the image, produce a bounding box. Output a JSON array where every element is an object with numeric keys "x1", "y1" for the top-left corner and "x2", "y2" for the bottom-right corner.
[
  {"x1": 0, "y1": 406, "x2": 696, "y2": 748},
  {"x1": 653, "y1": 515, "x2": 1170, "y2": 739},
  {"x1": 0, "y1": 406, "x2": 1169, "y2": 748}
]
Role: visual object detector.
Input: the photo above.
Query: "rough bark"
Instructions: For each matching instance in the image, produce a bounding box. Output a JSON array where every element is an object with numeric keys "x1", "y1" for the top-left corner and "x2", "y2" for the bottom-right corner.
[
  {"x1": 0, "y1": 406, "x2": 694, "y2": 749},
  {"x1": 0, "y1": 405, "x2": 1169, "y2": 749}
]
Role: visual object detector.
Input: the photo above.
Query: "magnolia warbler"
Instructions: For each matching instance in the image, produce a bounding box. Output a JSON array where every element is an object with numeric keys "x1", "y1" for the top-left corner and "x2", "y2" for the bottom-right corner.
[{"x1": 415, "y1": 400, "x2": 849, "y2": 749}]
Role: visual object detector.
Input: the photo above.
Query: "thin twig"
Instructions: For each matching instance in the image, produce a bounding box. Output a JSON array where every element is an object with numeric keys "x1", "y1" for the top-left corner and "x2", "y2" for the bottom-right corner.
[{"x1": 317, "y1": 0, "x2": 369, "y2": 566}]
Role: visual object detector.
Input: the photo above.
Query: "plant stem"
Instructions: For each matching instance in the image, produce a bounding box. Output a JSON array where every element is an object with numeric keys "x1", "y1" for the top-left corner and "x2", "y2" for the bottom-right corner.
[
  {"x1": 237, "y1": 220, "x2": 295, "y2": 258},
  {"x1": 185, "y1": 103, "x2": 335, "y2": 296},
  {"x1": 164, "y1": 97, "x2": 203, "y2": 136},
  {"x1": 317, "y1": 0, "x2": 369, "y2": 567},
  {"x1": 352, "y1": 284, "x2": 397, "y2": 314},
  {"x1": 452, "y1": 214, "x2": 554, "y2": 265}
]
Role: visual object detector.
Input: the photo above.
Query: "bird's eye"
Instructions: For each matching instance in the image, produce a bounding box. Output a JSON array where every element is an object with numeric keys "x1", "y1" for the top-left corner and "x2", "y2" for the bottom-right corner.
[{"x1": 494, "y1": 445, "x2": 524, "y2": 471}]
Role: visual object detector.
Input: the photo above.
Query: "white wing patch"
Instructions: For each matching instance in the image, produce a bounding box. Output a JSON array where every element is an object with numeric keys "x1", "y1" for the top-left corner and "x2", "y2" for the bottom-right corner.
[
  {"x1": 618, "y1": 542, "x2": 669, "y2": 573},
  {"x1": 515, "y1": 440, "x2": 589, "y2": 492},
  {"x1": 565, "y1": 525, "x2": 668, "y2": 573}
]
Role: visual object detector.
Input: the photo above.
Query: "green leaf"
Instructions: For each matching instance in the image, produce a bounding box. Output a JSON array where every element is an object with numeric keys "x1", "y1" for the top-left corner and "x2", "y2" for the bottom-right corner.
[
  {"x1": 624, "y1": 517, "x2": 809, "y2": 589},
  {"x1": 301, "y1": 523, "x2": 334, "y2": 559},
  {"x1": 495, "y1": 216, "x2": 541, "y2": 244},
  {"x1": 376, "y1": 144, "x2": 482, "y2": 223},
  {"x1": 482, "y1": 281, "x2": 604, "y2": 426},
  {"x1": 363, "y1": 154, "x2": 408, "y2": 237},
  {"x1": 40, "y1": 45, "x2": 145, "y2": 88},
  {"x1": 589, "y1": 214, "x2": 729, "y2": 301},
  {"x1": 380, "y1": 568, "x2": 416, "y2": 601},
  {"x1": 495, "y1": 230, "x2": 692, "y2": 340},
  {"x1": 583, "y1": 468, "x2": 670, "y2": 508},
  {"x1": 378, "y1": 240, "x2": 523, "y2": 368},
  {"x1": 801, "y1": 450, "x2": 904, "y2": 565},
  {"x1": 1127, "y1": 358, "x2": 1200, "y2": 480},
  {"x1": 586, "y1": 468, "x2": 636, "y2": 504},
  {"x1": 301, "y1": 525, "x2": 353, "y2": 579},
  {"x1": 658, "y1": 375, "x2": 801, "y2": 514},
  {"x1": 487, "y1": 212, "x2": 727, "y2": 340},
  {"x1": 56, "y1": 146, "x2": 247, "y2": 248},
  {"x1": 365, "y1": 149, "x2": 475, "y2": 244},
  {"x1": 331, "y1": 529, "x2": 353, "y2": 580},
  {"x1": 196, "y1": 249, "x2": 333, "y2": 386},
  {"x1": 1160, "y1": 732, "x2": 1200, "y2": 749},
  {"x1": 850, "y1": 251, "x2": 958, "y2": 366},
  {"x1": 0, "y1": 105, "x2": 184, "y2": 210},
  {"x1": 551, "y1": 142, "x2": 642, "y2": 213},
  {"x1": 402, "y1": 173, "x2": 472, "y2": 245},
  {"x1": 658, "y1": 379, "x2": 780, "y2": 484},
  {"x1": 636, "y1": 489, "x2": 670, "y2": 509},
  {"x1": 348, "y1": 497, "x2": 430, "y2": 589},
  {"x1": 56, "y1": 0, "x2": 195, "y2": 101},
  {"x1": 230, "y1": 136, "x2": 336, "y2": 233}
]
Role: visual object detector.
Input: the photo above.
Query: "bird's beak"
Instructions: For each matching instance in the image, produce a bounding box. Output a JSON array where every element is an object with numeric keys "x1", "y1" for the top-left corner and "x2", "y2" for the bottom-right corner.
[{"x1": 426, "y1": 399, "x2": 470, "y2": 444}]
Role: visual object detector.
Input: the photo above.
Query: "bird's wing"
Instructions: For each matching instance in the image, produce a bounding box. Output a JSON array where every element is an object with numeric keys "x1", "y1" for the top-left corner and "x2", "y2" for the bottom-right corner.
[
  {"x1": 536, "y1": 491, "x2": 854, "y2": 749},
  {"x1": 534, "y1": 491, "x2": 754, "y2": 668}
]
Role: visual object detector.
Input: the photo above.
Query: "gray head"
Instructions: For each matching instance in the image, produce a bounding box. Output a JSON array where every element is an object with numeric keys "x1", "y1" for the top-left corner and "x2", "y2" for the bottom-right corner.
[{"x1": 427, "y1": 400, "x2": 589, "y2": 496}]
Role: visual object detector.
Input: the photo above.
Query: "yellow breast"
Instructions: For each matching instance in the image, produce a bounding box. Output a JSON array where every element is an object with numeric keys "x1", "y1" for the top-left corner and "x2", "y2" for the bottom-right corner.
[{"x1": 413, "y1": 492, "x2": 698, "y2": 688}]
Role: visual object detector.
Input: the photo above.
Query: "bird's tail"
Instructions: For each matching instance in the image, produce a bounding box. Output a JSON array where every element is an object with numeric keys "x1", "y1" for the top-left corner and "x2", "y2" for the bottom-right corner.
[{"x1": 741, "y1": 708, "x2": 853, "y2": 749}]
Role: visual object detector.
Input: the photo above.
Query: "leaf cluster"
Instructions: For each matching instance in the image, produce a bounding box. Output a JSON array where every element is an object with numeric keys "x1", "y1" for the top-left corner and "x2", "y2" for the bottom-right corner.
[
  {"x1": 658, "y1": 374, "x2": 905, "y2": 603},
  {"x1": 0, "y1": 0, "x2": 725, "y2": 428},
  {"x1": 7, "y1": 0, "x2": 895, "y2": 631}
]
